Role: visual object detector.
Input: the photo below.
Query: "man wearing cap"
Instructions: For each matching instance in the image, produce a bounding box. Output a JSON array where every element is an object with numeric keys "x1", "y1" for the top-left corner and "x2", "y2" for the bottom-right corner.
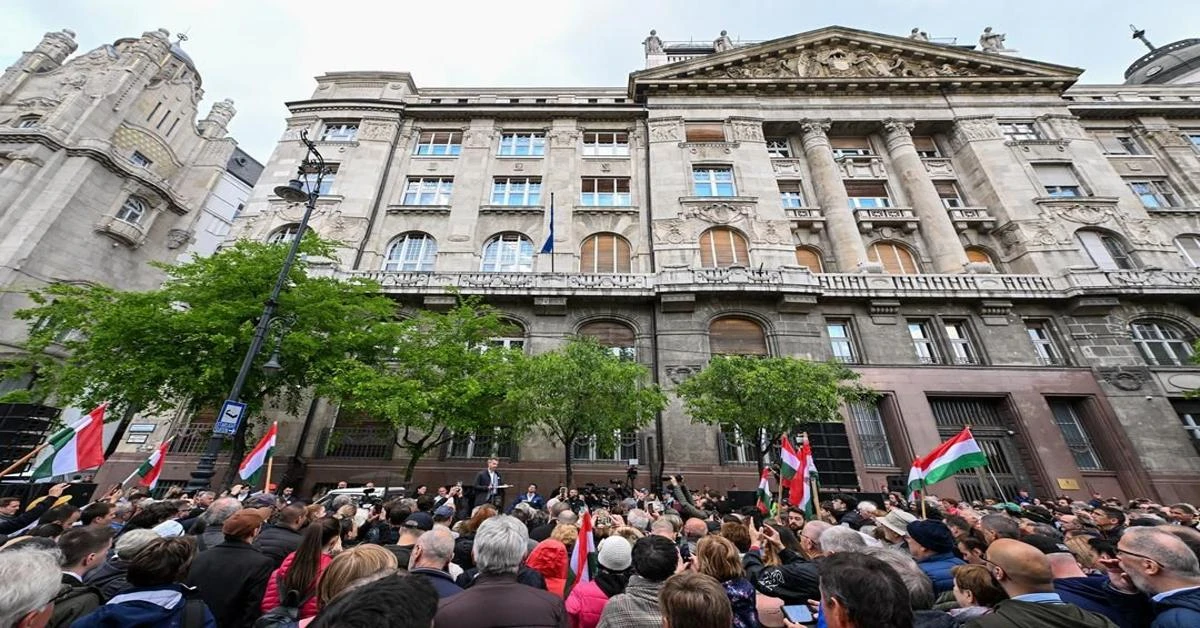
[
  {"x1": 390, "y1": 511, "x2": 433, "y2": 568},
  {"x1": 878, "y1": 509, "x2": 917, "y2": 549},
  {"x1": 1023, "y1": 534, "x2": 1149, "y2": 628},
  {"x1": 906, "y1": 519, "x2": 965, "y2": 595},
  {"x1": 185, "y1": 508, "x2": 275, "y2": 628},
  {"x1": 567, "y1": 535, "x2": 633, "y2": 628}
]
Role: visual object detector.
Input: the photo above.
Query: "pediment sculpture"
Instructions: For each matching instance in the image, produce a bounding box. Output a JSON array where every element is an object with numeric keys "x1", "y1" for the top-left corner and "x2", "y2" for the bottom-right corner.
[{"x1": 717, "y1": 46, "x2": 975, "y2": 80}]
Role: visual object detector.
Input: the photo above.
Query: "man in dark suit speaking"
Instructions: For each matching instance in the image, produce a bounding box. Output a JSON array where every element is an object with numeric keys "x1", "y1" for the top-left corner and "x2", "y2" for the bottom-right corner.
[{"x1": 472, "y1": 457, "x2": 510, "y2": 508}]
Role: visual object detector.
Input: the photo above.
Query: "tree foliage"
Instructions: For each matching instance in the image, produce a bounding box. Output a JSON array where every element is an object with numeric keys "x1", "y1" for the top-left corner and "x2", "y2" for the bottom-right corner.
[
  {"x1": 502, "y1": 337, "x2": 666, "y2": 488},
  {"x1": 675, "y1": 356, "x2": 875, "y2": 474},
  {"x1": 328, "y1": 296, "x2": 525, "y2": 481},
  {"x1": 9, "y1": 237, "x2": 401, "y2": 469}
]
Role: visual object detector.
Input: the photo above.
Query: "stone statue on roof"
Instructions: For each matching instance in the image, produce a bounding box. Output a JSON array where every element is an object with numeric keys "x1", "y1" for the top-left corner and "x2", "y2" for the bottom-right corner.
[
  {"x1": 909, "y1": 28, "x2": 929, "y2": 42},
  {"x1": 714, "y1": 30, "x2": 733, "y2": 52},
  {"x1": 643, "y1": 29, "x2": 663, "y2": 55},
  {"x1": 979, "y1": 26, "x2": 1010, "y2": 53}
]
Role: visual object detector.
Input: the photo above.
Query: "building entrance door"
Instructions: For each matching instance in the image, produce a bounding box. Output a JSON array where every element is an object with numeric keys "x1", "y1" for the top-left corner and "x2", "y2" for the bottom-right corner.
[{"x1": 927, "y1": 397, "x2": 1036, "y2": 502}]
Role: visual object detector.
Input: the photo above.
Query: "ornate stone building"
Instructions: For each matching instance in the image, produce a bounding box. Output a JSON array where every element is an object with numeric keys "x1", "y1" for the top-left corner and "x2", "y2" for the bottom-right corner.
[{"x1": 109, "y1": 26, "x2": 1200, "y2": 504}]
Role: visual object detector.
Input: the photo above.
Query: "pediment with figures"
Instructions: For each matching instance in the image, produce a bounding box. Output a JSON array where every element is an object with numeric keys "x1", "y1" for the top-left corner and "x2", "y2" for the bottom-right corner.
[{"x1": 630, "y1": 26, "x2": 1081, "y2": 96}]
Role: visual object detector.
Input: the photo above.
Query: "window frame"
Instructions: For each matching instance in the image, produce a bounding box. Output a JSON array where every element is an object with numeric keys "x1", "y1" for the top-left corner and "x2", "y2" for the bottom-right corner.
[
  {"x1": 580, "y1": 232, "x2": 633, "y2": 274},
  {"x1": 1033, "y1": 163, "x2": 1084, "y2": 198},
  {"x1": 913, "y1": 136, "x2": 941, "y2": 158},
  {"x1": 582, "y1": 131, "x2": 629, "y2": 157},
  {"x1": 413, "y1": 131, "x2": 463, "y2": 156},
  {"x1": 845, "y1": 181, "x2": 892, "y2": 209},
  {"x1": 1047, "y1": 399, "x2": 1104, "y2": 470},
  {"x1": 298, "y1": 164, "x2": 337, "y2": 196},
  {"x1": 129, "y1": 151, "x2": 153, "y2": 168},
  {"x1": 1076, "y1": 230, "x2": 1137, "y2": 270},
  {"x1": 1024, "y1": 319, "x2": 1064, "y2": 366},
  {"x1": 1129, "y1": 320, "x2": 1194, "y2": 366},
  {"x1": 497, "y1": 132, "x2": 546, "y2": 157},
  {"x1": 449, "y1": 427, "x2": 515, "y2": 459},
  {"x1": 868, "y1": 242, "x2": 920, "y2": 275},
  {"x1": 691, "y1": 166, "x2": 736, "y2": 197},
  {"x1": 572, "y1": 430, "x2": 638, "y2": 462},
  {"x1": 480, "y1": 233, "x2": 534, "y2": 272},
  {"x1": 267, "y1": 223, "x2": 310, "y2": 245},
  {"x1": 795, "y1": 246, "x2": 823, "y2": 272},
  {"x1": 722, "y1": 427, "x2": 766, "y2": 465},
  {"x1": 766, "y1": 138, "x2": 792, "y2": 158},
  {"x1": 907, "y1": 320, "x2": 941, "y2": 364},
  {"x1": 935, "y1": 181, "x2": 965, "y2": 208},
  {"x1": 698, "y1": 227, "x2": 750, "y2": 269},
  {"x1": 778, "y1": 181, "x2": 806, "y2": 208},
  {"x1": 1128, "y1": 180, "x2": 1179, "y2": 209},
  {"x1": 580, "y1": 177, "x2": 632, "y2": 206},
  {"x1": 848, "y1": 400, "x2": 895, "y2": 468},
  {"x1": 401, "y1": 177, "x2": 454, "y2": 206},
  {"x1": 115, "y1": 196, "x2": 147, "y2": 225},
  {"x1": 830, "y1": 137, "x2": 874, "y2": 158},
  {"x1": 826, "y1": 319, "x2": 860, "y2": 364},
  {"x1": 15, "y1": 115, "x2": 41, "y2": 129},
  {"x1": 491, "y1": 177, "x2": 542, "y2": 206},
  {"x1": 1175, "y1": 235, "x2": 1200, "y2": 267},
  {"x1": 943, "y1": 319, "x2": 980, "y2": 365},
  {"x1": 999, "y1": 121, "x2": 1041, "y2": 142},
  {"x1": 319, "y1": 121, "x2": 359, "y2": 143},
  {"x1": 383, "y1": 232, "x2": 438, "y2": 272}
]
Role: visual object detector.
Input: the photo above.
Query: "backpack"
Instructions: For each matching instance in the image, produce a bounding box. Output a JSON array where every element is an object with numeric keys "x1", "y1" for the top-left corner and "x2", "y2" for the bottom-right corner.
[{"x1": 252, "y1": 574, "x2": 314, "y2": 628}]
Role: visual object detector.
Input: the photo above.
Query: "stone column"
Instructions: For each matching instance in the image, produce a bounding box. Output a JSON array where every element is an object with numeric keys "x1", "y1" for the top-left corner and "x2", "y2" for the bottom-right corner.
[
  {"x1": 799, "y1": 119, "x2": 874, "y2": 272},
  {"x1": 882, "y1": 119, "x2": 969, "y2": 273}
]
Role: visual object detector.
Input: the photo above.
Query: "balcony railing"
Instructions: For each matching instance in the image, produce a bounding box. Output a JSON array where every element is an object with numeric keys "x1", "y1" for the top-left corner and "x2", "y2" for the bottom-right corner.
[
  {"x1": 318, "y1": 427, "x2": 395, "y2": 459},
  {"x1": 169, "y1": 424, "x2": 219, "y2": 455},
  {"x1": 349, "y1": 271, "x2": 655, "y2": 297}
]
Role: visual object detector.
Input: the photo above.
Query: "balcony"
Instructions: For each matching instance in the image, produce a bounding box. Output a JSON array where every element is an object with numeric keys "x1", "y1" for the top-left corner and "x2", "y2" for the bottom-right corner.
[
  {"x1": 948, "y1": 207, "x2": 997, "y2": 231},
  {"x1": 657, "y1": 266, "x2": 820, "y2": 293},
  {"x1": 921, "y1": 157, "x2": 956, "y2": 178},
  {"x1": 1063, "y1": 268, "x2": 1200, "y2": 295},
  {"x1": 818, "y1": 273, "x2": 1060, "y2": 299},
  {"x1": 785, "y1": 206, "x2": 825, "y2": 230},
  {"x1": 348, "y1": 270, "x2": 655, "y2": 297},
  {"x1": 317, "y1": 427, "x2": 394, "y2": 459},
  {"x1": 854, "y1": 207, "x2": 918, "y2": 233},
  {"x1": 169, "y1": 424, "x2": 223, "y2": 455},
  {"x1": 836, "y1": 155, "x2": 887, "y2": 179}
]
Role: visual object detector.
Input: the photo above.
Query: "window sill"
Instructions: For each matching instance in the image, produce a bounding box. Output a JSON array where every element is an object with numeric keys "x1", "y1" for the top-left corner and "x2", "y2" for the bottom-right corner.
[
  {"x1": 387, "y1": 204, "x2": 451, "y2": 214},
  {"x1": 479, "y1": 204, "x2": 544, "y2": 214},
  {"x1": 574, "y1": 204, "x2": 639, "y2": 213},
  {"x1": 678, "y1": 141, "x2": 740, "y2": 149},
  {"x1": 1102, "y1": 153, "x2": 1157, "y2": 158},
  {"x1": 314, "y1": 140, "x2": 359, "y2": 148},
  {"x1": 581, "y1": 154, "x2": 631, "y2": 159},
  {"x1": 495, "y1": 154, "x2": 545, "y2": 159},
  {"x1": 411, "y1": 154, "x2": 461, "y2": 159},
  {"x1": 1032, "y1": 195, "x2": 1119, "y2": 205}
]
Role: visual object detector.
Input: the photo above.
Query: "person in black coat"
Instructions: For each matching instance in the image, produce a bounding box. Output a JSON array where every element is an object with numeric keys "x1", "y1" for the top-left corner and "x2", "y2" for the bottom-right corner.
[
  {"x1": 185, "y1": 508, "x2": 275, "y2": 628},
  {"x1": 252, "y1": 503, "x2": 305, "y2": 568},
  {"x1": 0, "y1": 483, "x2": 69, "y2": 537},
  {"x1": 471, "y1": 458, "x2": 509, "y2": 509}
]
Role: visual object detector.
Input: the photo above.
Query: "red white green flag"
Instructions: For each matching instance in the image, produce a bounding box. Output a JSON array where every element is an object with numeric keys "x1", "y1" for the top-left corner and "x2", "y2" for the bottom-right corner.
[
  {"x1": 780, "y1": 435, "x2": 801, "y2": 481},
  {"x1": 755, "y1": 467, "x2": 773, "y2": 515},
  {"x1": 565, "y1": 508, "x2": 596, "y2": 595},
  {"x1": 31, "y1": 404, "x2": 107, "y2": 481},
  {"x1": 134, "y1": 439, "x2": 170, "y2": 490},
  {"x1": 238, "y1": 422, "x2": 277, "y2": 484},
  {"x1": 907, "y1": 427, "x2": 988, "y2": 498},
  {"x1": 791, "y1": 437, "x2": 819, "y2": 517}
]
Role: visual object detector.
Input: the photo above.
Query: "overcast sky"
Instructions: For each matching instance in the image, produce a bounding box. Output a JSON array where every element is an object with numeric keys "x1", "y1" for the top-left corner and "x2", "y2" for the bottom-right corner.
[{"x1": 3, "y1": 0, "x2": 1197, "y2": 161}]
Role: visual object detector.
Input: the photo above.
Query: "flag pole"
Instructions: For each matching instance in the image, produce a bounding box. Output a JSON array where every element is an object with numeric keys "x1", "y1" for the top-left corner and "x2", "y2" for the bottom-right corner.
[
  {"x1": 548, "y1": 192, "x2": 556, "y2": 274},
  {"x1": 776, "y1": 434, "x2": 786, "y2": 516},
  {"x1": 264, "y1": 454, "x2": 274, "y2": 494},
  {"x1": 985, "y1": 467, "x2": 1008, "y2": 503},
  {"x1": 0, "y1": 443, "x2": 47, "y2": 479}
]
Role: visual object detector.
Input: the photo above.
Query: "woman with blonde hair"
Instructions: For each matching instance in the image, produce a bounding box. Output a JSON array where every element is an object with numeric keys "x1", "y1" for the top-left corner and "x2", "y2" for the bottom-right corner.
[
  {"x1": 300, "y1": 544, "x2": 397, "y2": 626},
  {"x1": 694, "y1": 535, "x2": 758, "y2": 628},
  {"x1": 1065, "y1": 535, "x2": 1101, "y2": 574},
  {"x1": 452, "y1": 504, "x2": 497, "y2": 569}
]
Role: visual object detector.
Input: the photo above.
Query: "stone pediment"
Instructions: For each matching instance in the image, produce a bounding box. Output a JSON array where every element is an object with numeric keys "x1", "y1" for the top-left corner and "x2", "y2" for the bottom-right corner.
[{"x1": 630, "y1": 26, "x2": 1081, "y2": 97}]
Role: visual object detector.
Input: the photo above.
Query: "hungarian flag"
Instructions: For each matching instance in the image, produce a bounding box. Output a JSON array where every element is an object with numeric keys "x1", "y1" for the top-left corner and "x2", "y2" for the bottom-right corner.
[
  {"x1": 907, "y1": 427, "x2": 988, "y2": 498},
  {"x1": 238, "y1": 422, "x2": 277, "y2": 485},
  {"x1": 565, "y1": 508, "x2": 595, "y2": 595},
  {"x1": 31, "y1": 404, "x2": 106, "y2": 481},
  {"x1": 780, "y1": 435, "x2": 801, "y2": 482},
  {"x1": 134, "y1": 439, "x2": 170, "y2": 490},
  {"x1": 755, "y1": 467, "x2": 773, "y2": 515},
  {"x1": 792, "y1": 437, "x2": 819, "y2": 518}
]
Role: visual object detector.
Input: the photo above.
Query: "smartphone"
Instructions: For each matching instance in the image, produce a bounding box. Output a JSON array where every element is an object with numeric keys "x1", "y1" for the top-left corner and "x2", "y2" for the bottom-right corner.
[{"x1": 783, "y1": 605, "x2": 814, "y2": 624}]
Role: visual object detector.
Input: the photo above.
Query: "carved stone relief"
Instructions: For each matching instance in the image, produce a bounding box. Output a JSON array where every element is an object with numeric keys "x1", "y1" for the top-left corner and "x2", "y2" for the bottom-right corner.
[
  {"x1": 653, "y1": 219, "x2": 690, "y2": 244},
  {"x1": 729, "y1": 120, "x2": 765, "y2": 142},
  {"x1": 550, "y1": 129, "x2": 579, "y2": 148},
  {"x1": 1097, "y1": 367, "x2": 1153, "y2": 392},
  {"x1": 463, "y1": 129, "x2": 494, "y2": 148},
  {"x1": 712, "y1": 46, "x2": 977, "y2": 80},
  {"x1": 1038, "y1": 114, "x2": 1086, "y2": 140},
  {"x1": 165, "y1": 228, "x2": 193, "y2": 249},
  {"x1": 680, "y1": 202, "x2": 753, "y2": 225},
  {"x1": 357, "y1": 120, "x2": 398, "y2": 141},
  {"x1": 665, "y1": 365, "x2": 703, "y2": 385},
  {"x1": 648, "y1": 120, "x2": 681, "y2": 143}
]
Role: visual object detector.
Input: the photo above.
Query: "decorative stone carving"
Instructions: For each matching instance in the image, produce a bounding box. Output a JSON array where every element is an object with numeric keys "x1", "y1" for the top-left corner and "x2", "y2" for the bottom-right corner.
[
  {"x1": 1038, "y1": 114, "x2": 1086, "y2": 140},
  {"x1": 1097, "y1": 367, "x2": 1152, "y2": 392},
  {"x1": 952, "y1": 116, "x2": 1004, "y2": 144},
  {"x1": 358, "y1": 120, "x2": 398, "y2": 141},
  {"x1": 979, "y1": 27, "x2": 1012, "y2": 53},
  {"x1": 714, "y1": 45, "x2": 975, "y2": 80},
  {"x1": 15, "y1": 97, "x2": 60, "y2": 111},
  {"x1": 463, "y1": 129, "x2": 494, "y2": 148},
  {"x1": 1053, "y1": 204, "x2": 1114, "y2": 226},
  {"x1": 4, "y1": 146, "x2": 45, "y2": 167},
  {"x1": 653, "y1": 219, "x2": 690, "y2": 244},
  {"x1": 665, "y1": 365, "x2": 703, "y2": 385},
  {"x1": 681, "y1": 202, "x2": 753, "y2": 225},
  {"x1": 730, "y1": 120, "x2": 764, "y2": 142},
  {"x1": 513, "y1": 162, "x2": 525, "y2": 172},
  {"x1": 600, "y1": 162, "x2": 612, "y2": 173},
  {"x1": 713, "y1": 30, "x2": 734, "y2": 52},
  {"x1": 755, "y1": 220, "x2": 791, "y2": 245},
  {"x1": 771, "y1": 159, "x2": 803, "y2": 176},
  {"x1": 921, "y1": 158, "x2": 956, "y2": 178},
  {"x1": 165, "y1": 228, "x2": 192, "y2": 249},
  {"x1": 281, "y1": 124, "x2": 309, "y2": 142},
  {"x1": 1137, "y1": 125, "x2": 1190, "y2": 148},
  {"x1": 908, "y1": 28, "x2": 929, "y2": 41},
  {"x1": 550, "y1": 129, "x2": 579, "y2": 148},
  {"x1": 643, "y1": 29, "x2": 664, "y2": 55},
  {"x1": 648, "y1": 120, "x2": 681, "y2": 143}
]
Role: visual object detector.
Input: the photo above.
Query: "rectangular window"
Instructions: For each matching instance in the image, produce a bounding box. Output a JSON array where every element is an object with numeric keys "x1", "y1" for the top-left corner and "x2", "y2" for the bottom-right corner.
[
  {"x1": 935, "y1": 181, "x2": 965, "y2": 208},
  {"x1": 1077, "y1": 230, "x2": 1136, "y2": 270},
  {"x1": 848, "y1": 401, "x2": 894, "y2": 467},
  {"x1": 908, "y1": 320, "x2": 940, "y2": 364},
  {"x1": 491, "y1": 177, "x2": 542, "y2": 206},
  {"x1": 722, "y1": 428, "x2": 762, "y2": 465},
  {"x1": 1099, "y1": 133, "x2": 1146, "y2": 155},
  {"x1": 320, "y1": 122, "x2": 359, "y2": 142},
  {"x1": 766, "y1": 138, "x2": 791, "y2": 158},
  {"x1": 402, "y1": 177, "x2": 454, "y2": 205},
  {"x1": 414, "y1": 131, "x2": 462, "y2": 156},
  {"x1": 498, "y1": 132, "x2": 546, "y2": 156},
  {"x1": 944, "y1": 320, "x2": 979, "y2": 365},
  {"x1": 779, "y1": 181, "x2": 805, "y2": 208},
  {"x1": 845, "y1": 181, "x2": 891, "y2": 208},
  {"x1": 580, "y1": 177, "x2": 632, "y2": 206},
  {"x1": 582, "y1": 131, "x2": 630, "y2": 156},
  {"x1": 685, "y1": 123, "x2": 726, "y2": 142},
  {"x1": 449, "y1": 428, "x2": 514, "y2": 459},
  {"x1": 1047, "y1": 399, "x2": 1104, "y2": 470},
  {"x1": 1129, "y1": 180, "x2": 1179, "y2": 208},
  {"x1": 1000, "y1": 121, "x2": 1041, "y2": 142},
  {"x1": 130, "y1": 151, "x2": 153, "y2": 168},
  {"x1": 692, "y1": 166, "x2": 736, "y2": 197},
  {"x1": 1186, "y1": 132, "x2": 1200, "y2": 152},
  {"x1": 299, "y1": 164, "x2": 337, "y2": 196},
  {"x1": 572, "y1": 431, "x2": 638, "y2": 462},
  {"x1": 1025, "y1": 320, "x2": 1064, "y2": 365},
  {"x1": 913, "y1": 136, "x2": 940, "y2": 158},
  {"x1": 826, "y1": 320, "x2": 859, "y2": 363},
  {"x1": 1172, "y1": 401, "x2": 1200, "y2": 457},
  {"x1": 1033, "y1": 164, "x2": 1083, "y2": 197},
  {"x1": 830, "y1": 136, "x2": 873, "y2": 158}
]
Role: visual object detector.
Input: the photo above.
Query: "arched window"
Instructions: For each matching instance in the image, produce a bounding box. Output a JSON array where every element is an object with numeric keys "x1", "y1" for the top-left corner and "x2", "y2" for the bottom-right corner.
[
  {"x1": 15, "y1": 115, "x2": 40, "y2": 129},
  {"x1": 481, "y1": 233, "x2": 533, "y2": 272},
  {"x1": 115, "y1": 196, "x2": 147, "y2": 225},
  {"x1": 1175, "y1": 235, "x2": 1200, "y2": 267},
  {"x1": 795, "y1": 246, "x2": 824, "y2": 272},
  {"x1": 266, "y1": 223, "x2": 311, "y2": 244},
  {"x1": 868, "y1": 242, "x2": 919, "y2": 275},
  {"x1": 1076, "y1": 229, "x2": 1136, "y2": 270},
  {"x1": 383, "y1": 233, "x2": 437, "y2": 271},
  {"x1": 709, "y1": 316, "x2": 768, "y2": 356},
  {"x1": 699, "y1": 227, "x2": 749, "y2": 268},
  {"x1": 580, "y1": 233, "x2": 632, "y2": 273},
  {"x1": 579, "y1": 320, "x2": 636, "y2": 359},
  {"x1": 965, "y1": 247, "x2": 996, "y2": 269},
  {"x1": 1130, "y1": 320, "x2": 1194, "y2": 366},
  {"x1": 489, "y1": 319, "x2": 526, "y2": 351}
]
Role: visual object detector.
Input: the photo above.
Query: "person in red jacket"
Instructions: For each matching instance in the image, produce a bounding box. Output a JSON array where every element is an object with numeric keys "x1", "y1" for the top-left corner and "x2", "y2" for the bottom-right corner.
[
  {"x1": 260, "y1": 517, "x2": 341, "y2": 620},
  {"x1": 565, "y1": 536, "x2": 633, "y2": 628},
  {"x1": 525, "y1": 539, "x2": 569, "y2": 598}
]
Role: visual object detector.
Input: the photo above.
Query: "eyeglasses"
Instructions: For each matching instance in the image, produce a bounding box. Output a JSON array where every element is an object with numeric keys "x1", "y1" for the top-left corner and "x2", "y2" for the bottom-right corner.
[{"x1": 1116, "y1": 548, "x2": 1158, "y2": 563}]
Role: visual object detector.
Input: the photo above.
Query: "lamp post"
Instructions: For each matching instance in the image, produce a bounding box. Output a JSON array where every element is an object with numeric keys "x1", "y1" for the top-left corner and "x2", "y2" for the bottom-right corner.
[{"x1": 186, "y1": 131, "x2": 327, "y2": 492}]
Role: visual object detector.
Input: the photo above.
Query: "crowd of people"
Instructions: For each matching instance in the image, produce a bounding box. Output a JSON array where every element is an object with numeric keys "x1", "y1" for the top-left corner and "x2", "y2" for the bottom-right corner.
[{"x1": 0, "y1": 465, "x2": 1197, "y2": 628}]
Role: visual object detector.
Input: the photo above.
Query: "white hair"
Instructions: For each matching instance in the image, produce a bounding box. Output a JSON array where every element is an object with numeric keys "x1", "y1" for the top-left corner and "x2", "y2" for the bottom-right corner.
[
  {"x1": 857, "y1": 500, "x2": 877, "y2": 514},
  {"x1": 626, "y1": 509, "x2": 651, "y2": 532},
  {"x1": 0, "y1": 549, "x2": 62, "y2": 626},
  {"x1": 115, "y1": 528, "x2": 160, "y2": 559},
  {"x1": 473, "y1": 515, "x2": 528, "y2": 575},
  {"x1": 820, "y1": 526, "x2": 867, "y2": 553}
]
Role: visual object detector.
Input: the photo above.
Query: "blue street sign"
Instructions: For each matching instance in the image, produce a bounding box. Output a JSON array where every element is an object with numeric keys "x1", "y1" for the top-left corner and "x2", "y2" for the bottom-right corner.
[{"x1": 213, "y1": 400, "x2": 247, "y2": 436}]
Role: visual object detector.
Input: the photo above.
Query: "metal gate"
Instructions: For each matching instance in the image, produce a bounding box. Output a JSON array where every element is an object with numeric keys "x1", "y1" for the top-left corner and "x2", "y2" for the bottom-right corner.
[{"x1": 928, "y1": 397, "x2": 1034, "y2": 502}]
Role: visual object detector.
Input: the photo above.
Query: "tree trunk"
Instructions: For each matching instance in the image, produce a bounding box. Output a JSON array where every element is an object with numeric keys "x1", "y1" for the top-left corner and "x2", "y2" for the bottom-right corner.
[
  {"x1": 563, "y1": 441, "x2": 574, "y2": 490},
  {"x1": 403, "y1": 446, "x2": 423, "y2": 483}
]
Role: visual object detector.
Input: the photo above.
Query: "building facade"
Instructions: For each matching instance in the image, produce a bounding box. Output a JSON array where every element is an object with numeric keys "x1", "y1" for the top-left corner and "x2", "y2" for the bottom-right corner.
[{"x1": 107, "y1": 26, "x2": 1200, "y2": 504}]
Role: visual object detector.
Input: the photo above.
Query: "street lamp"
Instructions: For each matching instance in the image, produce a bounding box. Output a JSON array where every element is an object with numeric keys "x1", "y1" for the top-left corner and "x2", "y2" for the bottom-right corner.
[{"x1": 185, "y1": 131, "x2": 327, "y2": 492}]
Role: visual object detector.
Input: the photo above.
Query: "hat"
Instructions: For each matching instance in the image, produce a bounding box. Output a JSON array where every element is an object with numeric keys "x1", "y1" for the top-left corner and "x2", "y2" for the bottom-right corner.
[
  {"x1": 433, "y1": 505, "x2": 455, "y2": 519},
  {"x1": 879, "y1": 509, "x2": 917, "y2": 536},
  {"x1": 152, "y1": 519, "x2": 184, "y2": 538},
  {"x1": 596, "y1": 536, "x2": 632, "y2": 571},
  {"x1": 1022, "y1": 534, "x2": 1072, "y2": 555},
  {"x1": 222, "y1": 508, "x2": 269, "y2": 537},
  {"x1": 906, "y1": 520, "x2": 955, "y2": 554},
  {"x1": 404, "y1": 512, "x2": 434, "y2": 531},
  {"x1": 243, "y1": 493, "x2": 279, "y2": 510}
]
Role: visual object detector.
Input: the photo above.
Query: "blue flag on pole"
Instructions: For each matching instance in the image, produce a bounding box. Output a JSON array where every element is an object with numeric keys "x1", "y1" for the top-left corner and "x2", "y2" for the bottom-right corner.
[{"x1": 540, "y1": 192, "x2": 554, "y2": 254}]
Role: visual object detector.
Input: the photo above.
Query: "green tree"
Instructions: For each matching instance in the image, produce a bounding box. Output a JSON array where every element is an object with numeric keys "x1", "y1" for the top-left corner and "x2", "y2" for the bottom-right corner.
[
  {"x1": 328, "y1": 296, "x2": 525, "y2": 482},
  {"x1": 9, "y1": 237, "x2": 400, "y2": 481},
  {"x1": 502, "y1": 336, "x2": 666, "y2": 488},
  {"x1": 675, "y1": 356, "x2": 874, "y2": 475}
]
